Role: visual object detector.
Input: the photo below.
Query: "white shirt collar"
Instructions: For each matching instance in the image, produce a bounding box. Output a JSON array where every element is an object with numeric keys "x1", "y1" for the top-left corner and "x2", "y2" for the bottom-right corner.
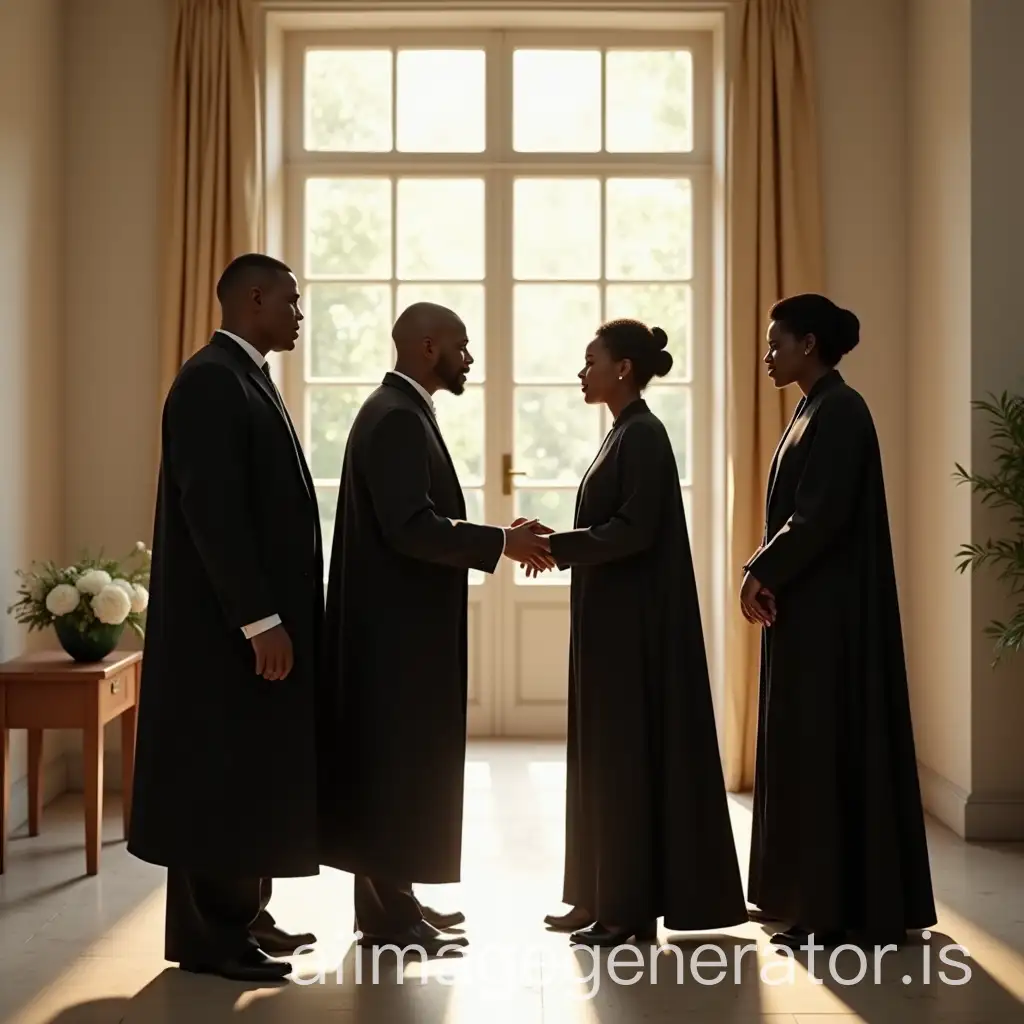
[
  {"x1": 217, "y1": 328, "x2": 265, "y2": 367},
  {"x1": 390, "y1": 370, "x2": 436, "y2": 415}
]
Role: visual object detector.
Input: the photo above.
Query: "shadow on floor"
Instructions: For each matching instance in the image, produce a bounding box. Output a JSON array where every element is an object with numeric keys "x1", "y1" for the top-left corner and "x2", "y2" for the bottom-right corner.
[
  {"x1": 747, "y1": 925, "x2": 1024, "y2": 1023},
  {"x1": 28, "y1": 931, "x2": 1024, "y2": 1024}
]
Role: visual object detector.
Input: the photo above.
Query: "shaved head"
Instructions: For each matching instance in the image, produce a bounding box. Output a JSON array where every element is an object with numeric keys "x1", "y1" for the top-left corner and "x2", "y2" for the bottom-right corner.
[
  {"x1": 392, "y1": 302, "x2": 462, "y2": 351},
  {"x1": 391, "y1": 301, "x2": 473, "y2": 396}
]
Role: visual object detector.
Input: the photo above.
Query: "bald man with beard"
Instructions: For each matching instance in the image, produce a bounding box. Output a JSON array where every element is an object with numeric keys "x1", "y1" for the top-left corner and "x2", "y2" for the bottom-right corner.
[{"x1": 316, "y1": 303, "x2": 552, "y2": 954}]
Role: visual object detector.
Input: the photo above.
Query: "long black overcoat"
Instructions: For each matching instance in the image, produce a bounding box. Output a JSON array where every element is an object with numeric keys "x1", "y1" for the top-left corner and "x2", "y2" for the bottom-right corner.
[
  {"x1": 317, "y1": 373, "x2": 504, "y2": 883},
  {"x1": 128, "y1": 332, "x2": 323, "y2": 878}
]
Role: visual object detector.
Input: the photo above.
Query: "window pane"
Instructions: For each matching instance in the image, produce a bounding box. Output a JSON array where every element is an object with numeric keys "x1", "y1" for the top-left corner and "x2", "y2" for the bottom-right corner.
[
  {"x1": 316, "y1": 484, "x2": 339, "y2": 571},
  {"x1": 307, "y1": 284, "x2": 392, "y2": 379},
  {"x1": 304, "y1": 49, "x2": 392, "y2": 152},
  {"x1": 514, "y1": 387, "x2": 602, "y2": 483},
  {"x1": 396, "y1": 283, "x2": 486, "y2": 378},
  {"x1": 464, "y1": 487, "x2": 484, "y2": 523},
  {"x1": 397, "y1": 179, "x2": 485, "y2": 280},
  {"x1": 396, "y1": 50, "x2": 486, "y2": 152},
  {"x1": 464, "y1": 488, "x2": 485, "y2": 585},
  {"x1": 434, "y1": 384, "x2": 484, "y2": 486},
  {"x1": 513, "y1": 49, "x2": 601, "y2": 152},
  {"x1": 642, "y1": 385, "x2": 691, "y2": 483},
  {"x1": 514, "y1": 179, "x2": 600, "y2": 280},
  {"x1": 514, "y1": 285, "x2": 600, "y2": 381},
  {"x1": 515, "y1": 488, "x2": 577, "y2": 533},
  {"x1": 682, "y1": 486, "x2": 693, "y2": 533},
  {"x1": 515, "y1": 488, "x2": 576, "y2": 585},
  {"x1": 308, "y1": 384, "x2": 376, "y2": 480},
  {"x1": 604, "y1": 284, "x2": 692, "y2": 381},
  {"x1": 605, "y1": 50, "x2": 693, "y2": 153},
  {"x1": 605, "y1": 178, "x2": 692, "y2": 280},
  {"x1": 306, "y1": 178, "x2": 391, "y2": 278}
]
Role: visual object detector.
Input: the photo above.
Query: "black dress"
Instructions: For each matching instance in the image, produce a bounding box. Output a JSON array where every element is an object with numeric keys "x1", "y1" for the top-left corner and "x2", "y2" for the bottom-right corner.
[
  {"x1": 745, "y1": 369, "x2": 937, "y2": 936},
  {"x1": 547, "y1": 398, "x2": 748, "y2": 929}
]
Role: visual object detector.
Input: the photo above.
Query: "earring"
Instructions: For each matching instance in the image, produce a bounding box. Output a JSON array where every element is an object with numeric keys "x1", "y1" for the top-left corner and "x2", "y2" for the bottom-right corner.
[{"x1": 618, "y1": 375, "x2": 623, "y2": 380}]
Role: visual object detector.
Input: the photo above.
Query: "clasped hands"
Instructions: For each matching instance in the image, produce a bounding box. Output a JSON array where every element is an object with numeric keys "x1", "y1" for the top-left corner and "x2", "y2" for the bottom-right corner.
[
  {"x1": 503, "y1": 516, "x2": 556, "y2": 576},
  {"x1": 740, "y1": 571, "x2": 776, "y2": 627}
]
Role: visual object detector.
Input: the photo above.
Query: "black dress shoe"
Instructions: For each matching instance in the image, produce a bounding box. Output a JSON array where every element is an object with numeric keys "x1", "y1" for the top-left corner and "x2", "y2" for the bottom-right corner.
[
  {"x1": 569, "y1": 921, "x2": 658, "y2": 946},
  {"x1": 251, "y1": 922, "x2": 317, "y2": 955},
  {"x1": 420, "y1": 904, "x2": 466, "y2": 930},
  {"x1": 180, "y1": 946, "x2": 291, "y2": 982},
  {"x1": 358, "y1": 919, "x2": 468, "y2": 956},
  {"x1": 544, "y1": 906, "x2": 594, "y2": 931}
]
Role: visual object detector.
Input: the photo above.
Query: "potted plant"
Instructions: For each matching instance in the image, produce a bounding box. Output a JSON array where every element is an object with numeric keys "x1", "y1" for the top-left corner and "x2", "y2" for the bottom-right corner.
[
  {"x1": 7, "y1": 542, "x2": 151, "y2": 662},
  {"x1": 954, "y1": 391, "x2": 1024, "y2": 664}
]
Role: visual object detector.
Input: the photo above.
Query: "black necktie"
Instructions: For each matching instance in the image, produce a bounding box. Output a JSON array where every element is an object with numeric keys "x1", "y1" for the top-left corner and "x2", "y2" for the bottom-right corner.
[
  {"x1": 260, "y1": 362, "x2": 313, "y2": 506},
  {"x1": 261, "y1": 361, "x2": 287, "y2": 412}
]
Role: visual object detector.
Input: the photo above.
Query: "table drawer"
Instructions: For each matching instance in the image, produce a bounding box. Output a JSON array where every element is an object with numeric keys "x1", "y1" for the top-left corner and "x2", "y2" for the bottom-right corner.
[
  {"x1": 100, "y1": 668, "x2": 136, "y2": 722},
  {"x1": 4, "y1": 683, "x2": 89, "y2": 728}
]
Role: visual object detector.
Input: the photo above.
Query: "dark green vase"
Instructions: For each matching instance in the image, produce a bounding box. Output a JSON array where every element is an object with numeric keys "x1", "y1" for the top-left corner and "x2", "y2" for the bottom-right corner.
[{"x1": 54, "y1": 617, "x2": 125, "y2": 662}]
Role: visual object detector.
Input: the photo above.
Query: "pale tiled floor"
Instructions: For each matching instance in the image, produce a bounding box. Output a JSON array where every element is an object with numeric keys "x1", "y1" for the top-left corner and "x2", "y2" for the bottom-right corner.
[{"x1": 1, "y1": 741, "x2": 1023, "y2": 1024}]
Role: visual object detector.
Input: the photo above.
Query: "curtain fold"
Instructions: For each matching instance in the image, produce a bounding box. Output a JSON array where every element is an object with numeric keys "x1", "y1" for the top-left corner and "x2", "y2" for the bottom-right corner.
[
  {"x1": 158, "y1": 0, "x2": 263, "y2": 404},
  {"x1": 723, "y1": 0, "x2": 825, "y2": 791}
]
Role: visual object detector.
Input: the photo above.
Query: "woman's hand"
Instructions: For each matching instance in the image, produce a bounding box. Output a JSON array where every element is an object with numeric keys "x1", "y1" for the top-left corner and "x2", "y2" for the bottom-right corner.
[{"x1": 740, "y1": 572, "x2": 775, "y2": 627}]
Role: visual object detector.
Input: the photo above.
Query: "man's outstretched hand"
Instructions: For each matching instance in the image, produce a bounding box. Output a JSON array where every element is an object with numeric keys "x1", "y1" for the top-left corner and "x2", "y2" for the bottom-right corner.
[{"x1": 507, "y1": 517, "x2": 555, "y2": 577}]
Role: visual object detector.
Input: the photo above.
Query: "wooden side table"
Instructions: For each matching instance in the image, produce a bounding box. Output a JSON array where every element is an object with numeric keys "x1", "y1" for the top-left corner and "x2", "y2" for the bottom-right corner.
[{"x1": 0, "y1": 649, "x2": 141, "y2": 875}]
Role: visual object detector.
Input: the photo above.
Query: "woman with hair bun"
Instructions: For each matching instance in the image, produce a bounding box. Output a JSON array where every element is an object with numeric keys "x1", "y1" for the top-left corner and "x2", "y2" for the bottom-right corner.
[
  {"x1": 534, "y1": 318, "x2": 747, "y2": 945},
  {"x1": 741, "y1": 293, "x2": 936, "y2": 947}
]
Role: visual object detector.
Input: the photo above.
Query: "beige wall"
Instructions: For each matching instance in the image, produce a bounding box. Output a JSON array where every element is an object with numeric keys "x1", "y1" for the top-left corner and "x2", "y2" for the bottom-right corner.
[
  {"x1": 810, "y1": 0, "x2": 909, "y2": 591},
  {"x1": 906, "y1": 0, "x2": 974, "y2": 828},
  {"x1": 0, "y1": 0, "x2": 70, "y2": 818},
  {"x1": 904, "y1": 0, "x2": 1024, "y2": 839},
  {"x1": 62, "y1": 0, "x2": 169, "y2": 785},
  {"x1": 964, "y1": 0, "x2": 1024, "y2": 830},
  {"x1": 65, "y1": 0, "x2": 167, "y2": 559}
]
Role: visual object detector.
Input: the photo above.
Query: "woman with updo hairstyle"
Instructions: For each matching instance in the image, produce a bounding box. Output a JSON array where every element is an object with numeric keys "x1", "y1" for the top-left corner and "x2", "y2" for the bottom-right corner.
[
  {"x1": 741, "y1": 293, "x2": 936, "y2": 948},
  {"x1": 531, "y1": 318, "x2": 746, "y2": 945}
]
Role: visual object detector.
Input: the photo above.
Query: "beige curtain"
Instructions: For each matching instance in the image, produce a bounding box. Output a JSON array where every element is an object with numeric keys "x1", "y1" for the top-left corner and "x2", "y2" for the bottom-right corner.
[
  {"x1": 158, "y1": 0, "x2": 263, "y2": 403},
  {"x1": 723, "y1": 0, "x2": 825, "y2": 791}
]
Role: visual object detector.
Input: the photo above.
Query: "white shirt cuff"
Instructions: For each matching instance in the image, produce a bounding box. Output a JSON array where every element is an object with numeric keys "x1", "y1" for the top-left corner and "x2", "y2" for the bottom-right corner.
[
  {"x1": 500, "y1": 528, "x2": 507, "y2": 556},
  {"x1": 241, "y1": 614, "x2": 282, "y2": 639}
]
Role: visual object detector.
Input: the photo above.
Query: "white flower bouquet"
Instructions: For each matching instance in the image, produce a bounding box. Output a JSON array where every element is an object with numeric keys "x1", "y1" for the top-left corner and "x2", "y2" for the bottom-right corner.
[{"x1": 7, "y1": 542, "x2": 152, "y2": 661}]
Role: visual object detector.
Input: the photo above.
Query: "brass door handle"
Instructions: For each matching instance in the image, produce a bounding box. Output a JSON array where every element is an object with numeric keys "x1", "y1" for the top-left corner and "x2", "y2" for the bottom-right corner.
[{"x1": 502, "y1": 453, "x2": 526, "y2": 495}]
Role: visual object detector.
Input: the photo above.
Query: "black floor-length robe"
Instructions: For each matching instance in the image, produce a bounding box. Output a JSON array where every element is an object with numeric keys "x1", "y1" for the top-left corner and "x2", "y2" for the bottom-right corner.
[
  {"x1": 317, "y1": 372, "x2": 505, "y2": 883},
  {"x1": 128, "y1": 332, "x2": 323, "y2": 878},
  {"x1": 745, "y1": 369, "x2": 936, "y2": 936},
  {"x1": 547, "y1": 398, "x2": 748, "y2": 930}
]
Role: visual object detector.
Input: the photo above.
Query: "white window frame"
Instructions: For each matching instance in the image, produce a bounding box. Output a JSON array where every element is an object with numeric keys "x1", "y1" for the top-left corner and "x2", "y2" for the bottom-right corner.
[{"x1": 264, "y1": 4, "x2": 730, "y2": 729}]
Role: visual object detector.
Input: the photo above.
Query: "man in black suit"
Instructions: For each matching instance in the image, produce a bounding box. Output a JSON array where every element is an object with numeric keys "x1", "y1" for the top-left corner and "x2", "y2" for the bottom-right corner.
[
  {"x1": 128, "y1": 253, "x2": 323, "y2": 982},
  {"x1": 317, "y1": 303, "x2": 552, "y2": 955}
]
